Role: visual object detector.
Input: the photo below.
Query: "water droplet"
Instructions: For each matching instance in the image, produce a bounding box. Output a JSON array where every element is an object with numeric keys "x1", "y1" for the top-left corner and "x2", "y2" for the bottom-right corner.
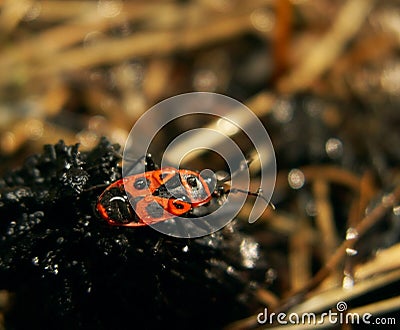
[
  {"x1": 56, "y1": 237, "x2": 64, "y2": 244},
  {"x1": 288, "y1": 169, "x2": 305, "y2": 189},
  {"x1": 382, "y1": 193, "x2": 395, "y2": 206},
  {"x1": 45, "y1": 263, "x2": 59, "y2": 275},
  {"x1": 23, "y1": 2, "x2": 42, "y2": 21},
  {"x1": 304, "y1": 98, "x2": 323, "y2": 117},
  {"x1": 381, "y1": 62, "x2": 400, "y2": 95},
  {"x1": 97, "y1": 0, "x2": 123, "y2": 18},
  {"x1": 265, "y1": 268, "x2": 277, "y2": 284},
  {"x1": 272, "y1": 99, "x2": 294, "y2": 123},
  {"x1": 1, "y1": 132, "x2": 16, "y2": 155},
  {"x1": 250, "y1": 8, "x2": 275, "y2": 32},
  {"x1": 182, "y1": 245, "x2": 189, "y2": 253},
  {"x1": 346, "y1": 227, "x2": 359, "y2": 240},
  {"x1": 193, "y1": 69, "x2": 218, "y2": 92},
  {"x1": 26, "y1": 119, "x2": 44, "y2": 140},
  {"x1": 32, "y1": 256, "x2": 39, "y2": 266},
  {"x1": 393, "y1": 205, "x2": 400, "y2": 216},
  {"x1": 240, "y1": 239, "x2": 259, "y2": 268},
  {"x1": 325, "y1": 138, "x2": 343, "y2": 159},
  {"x1": 343, "y1": 273, "x2": 354, "y2": 289},
  {"x1": 346, "y1": 248, "x2": 358, "y2": 256},
  {"x1": 305, "y1": 200, "x2": 317, "y2": 216},
  {"x1": 204, "y1": 269, "x2": 213, "y2": 279},
  {"x1": 226, "y1": 266, "x2": 235, "y2": 275}
]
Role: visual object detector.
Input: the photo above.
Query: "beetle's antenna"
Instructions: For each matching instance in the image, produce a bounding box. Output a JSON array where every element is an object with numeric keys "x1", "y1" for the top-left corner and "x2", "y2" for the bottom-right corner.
[
  {"x1": 228, "y1": 187, "x2": 275, "y2": 210},
  {"x1": 83, "y1": 183, "x2": 111, "y2": 192}
]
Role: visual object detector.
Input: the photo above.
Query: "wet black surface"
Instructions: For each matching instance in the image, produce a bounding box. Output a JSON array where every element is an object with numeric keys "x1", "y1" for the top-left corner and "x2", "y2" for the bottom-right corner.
[{"x1": 0, "y1": 138, "x2": 269, "y2": 330}]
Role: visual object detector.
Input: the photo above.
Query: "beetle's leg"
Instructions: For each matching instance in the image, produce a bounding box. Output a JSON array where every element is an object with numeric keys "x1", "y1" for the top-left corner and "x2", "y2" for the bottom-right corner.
[
  {"x1": 83, "y1": 182, "x2": 110, "y2": 192},
  {"x1": 144, "y1": 153, "x2": 157, "y2": 171},
  {"x1": 123, "y1": 153, "x2": 158, "y2": 175}
]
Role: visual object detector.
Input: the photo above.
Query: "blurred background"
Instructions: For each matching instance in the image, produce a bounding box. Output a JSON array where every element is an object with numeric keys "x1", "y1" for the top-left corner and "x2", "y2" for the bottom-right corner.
[{"x1": 1, "y1": 0, "x2": 400, "y2": 329}]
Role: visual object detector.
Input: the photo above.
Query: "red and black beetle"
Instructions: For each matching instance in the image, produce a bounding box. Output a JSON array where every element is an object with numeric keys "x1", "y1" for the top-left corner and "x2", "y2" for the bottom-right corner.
[{"x1": 96, "y1": 154, "x2": 272, "y2": 227}]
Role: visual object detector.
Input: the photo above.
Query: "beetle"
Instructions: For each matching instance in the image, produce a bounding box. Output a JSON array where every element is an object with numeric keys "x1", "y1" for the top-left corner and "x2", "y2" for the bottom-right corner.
[{"x1": 96, "y1": 154, "x2": 273, "y2": 227}]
